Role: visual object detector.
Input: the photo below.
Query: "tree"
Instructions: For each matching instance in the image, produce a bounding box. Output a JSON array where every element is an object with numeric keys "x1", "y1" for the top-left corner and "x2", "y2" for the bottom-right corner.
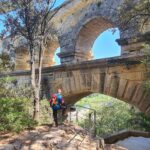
[
  {"x1": 0, "y1": 0, "x2": 58, "y2": 121},
  {"x1": 118, "y1": 0, "x2": 150, "y2": 31},
  {"x1": 0, "y1": 54, "x2": 36, "y2": 133},
  {"x1": 0, "y1": 53, "x2": 13, "y2": 98}
]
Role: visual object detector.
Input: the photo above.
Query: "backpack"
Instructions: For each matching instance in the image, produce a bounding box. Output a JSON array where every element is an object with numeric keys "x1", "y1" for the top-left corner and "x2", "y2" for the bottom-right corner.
[
  {"x1": 49, "y1": 94, "x2": 61, "y2": 110},
  {"x1": 56, "y1": 94, "x2": 64, "y2": 104}
]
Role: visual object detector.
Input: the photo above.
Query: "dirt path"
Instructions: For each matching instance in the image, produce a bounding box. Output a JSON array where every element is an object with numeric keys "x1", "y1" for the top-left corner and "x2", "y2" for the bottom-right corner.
[
  {"x1": 0, "y1": 123, "x2": 130, "y2": 150},
  {"x1": 0, "y1": 123, "x2": 101, "y2": 150}
]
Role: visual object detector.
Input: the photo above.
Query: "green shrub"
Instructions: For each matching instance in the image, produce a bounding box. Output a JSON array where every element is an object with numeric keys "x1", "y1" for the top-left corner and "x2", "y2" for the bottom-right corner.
[
  {"x1": 0, "y1": 53, "x2": 37, "y2": 133},
  {"x1": 39, "y1": 99, "x2": 53, "y2": 125},
  {"x1": 0, "y1": 98, "x2": 37, "y2": 133}
]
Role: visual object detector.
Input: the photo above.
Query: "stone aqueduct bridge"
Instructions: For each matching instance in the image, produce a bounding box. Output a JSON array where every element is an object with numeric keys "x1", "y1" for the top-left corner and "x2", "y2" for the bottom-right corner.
[
  {"x1": 2, "y1": 0, "x2": 150, "y2": 114},
  {"x1": 14, "y1": 0, "x2": 150, "y2": 70},
  {"x1": 9, "y1": 54, "x2": 150, "y2": 115}
]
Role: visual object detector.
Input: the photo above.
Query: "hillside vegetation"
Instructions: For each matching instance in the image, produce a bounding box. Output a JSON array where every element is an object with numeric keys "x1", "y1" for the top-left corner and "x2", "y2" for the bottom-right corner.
[{"x1": 76, "y1": 94, "x2": 150, "y2": 137}]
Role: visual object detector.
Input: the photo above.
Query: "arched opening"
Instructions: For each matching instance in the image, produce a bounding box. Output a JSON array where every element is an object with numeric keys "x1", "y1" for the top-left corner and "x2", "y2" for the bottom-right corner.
[
  {"x1": 54, "y1": 0, "x2": 65, "y2": 8},
  {"x1": 53, "y1": 47, "x2": 61, "y2": 65},
  {"x1": 42, "y1": 40, "x2": 60, "y2": 67},
  {"x1": 0, "y1": 15, "x2": 4, "y2": 33},
  {"x1": 75, "y1": 17, "x2": 121, "y2": 61},
  {"x1": 92, "y1": 28, "x2": 121, "y2": 59},
  {"x1": 12, "y1": 38, "x2": 61, "y2": 70}
]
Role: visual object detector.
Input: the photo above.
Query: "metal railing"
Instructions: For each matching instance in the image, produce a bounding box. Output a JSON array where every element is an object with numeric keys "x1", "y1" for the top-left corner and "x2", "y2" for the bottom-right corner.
[
  {"x1": 67, "y1": 104, "x2": 106, "y2": 149},
  {"x1": 68, "y1": 105, "x2": 97, "y2": 137}
]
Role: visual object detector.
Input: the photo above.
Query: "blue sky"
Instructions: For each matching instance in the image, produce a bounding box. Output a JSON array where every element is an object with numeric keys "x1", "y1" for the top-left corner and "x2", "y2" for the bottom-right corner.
[
  {"x1": 0, "y1": 0, "x2": 121, "y2": 65},
  {"x1": 54, "y1": 0, "x2": 66, "y2": 8}
]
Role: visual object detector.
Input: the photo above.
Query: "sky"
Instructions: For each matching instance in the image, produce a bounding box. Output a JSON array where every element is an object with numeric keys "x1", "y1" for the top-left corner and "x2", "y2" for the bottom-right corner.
[
  {"x1": 0, "y1": 0, "x2": 121, "y2": 65},
  {"x1": 54, "y1": 0, "x2": 65, "y2": 7}
]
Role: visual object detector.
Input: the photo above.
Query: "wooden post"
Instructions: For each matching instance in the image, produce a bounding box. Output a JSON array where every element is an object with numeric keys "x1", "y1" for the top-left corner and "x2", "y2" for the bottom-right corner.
[
  {"x1": 76, "y1": 110, "x2": 78, "y2": 123},
  {"x1": 94, "y1": 110, "x2": 97, "y2": 137},
  {"x1": 89, "y1": 112, "x2": 92, "y2": 139},
  {"x1": 89, "y1": 113, "x2": 92, "y2": 130},
  {"x1": 70, "y1": 108, "x2": 71, "y2": 123}
]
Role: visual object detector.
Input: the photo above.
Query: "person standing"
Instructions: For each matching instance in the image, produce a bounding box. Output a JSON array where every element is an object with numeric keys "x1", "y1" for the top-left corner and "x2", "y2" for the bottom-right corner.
[{"x1": 49, "y1": 89, "x2": 65, "y2": 126}]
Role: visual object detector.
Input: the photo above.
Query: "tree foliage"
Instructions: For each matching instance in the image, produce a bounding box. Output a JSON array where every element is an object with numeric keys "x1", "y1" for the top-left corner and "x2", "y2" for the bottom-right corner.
[
  {"x1": 0, "y1": 0, "x2": 58, "y2": 121},
  {"x1": 118, "y1": 0, "x2": 150, "y2": 31},
  {"x1": 0, "y1": 98, "x2": 37, "y2": 133},
  {"x1": 0, "y1": 52, "x2": 14, "y2": 72},
  {"x1": 0, "y1": 53, "x2": 14, "y2": 98},
  {"x1": 0, "y1": 53, "x2": 37, "y2": 133},
  {"x1": 118, "y1": 0, "x2": 150, "y2": 92},
  {"x1": 76, "y1": 94, "x2": 150, "y2": 137}
]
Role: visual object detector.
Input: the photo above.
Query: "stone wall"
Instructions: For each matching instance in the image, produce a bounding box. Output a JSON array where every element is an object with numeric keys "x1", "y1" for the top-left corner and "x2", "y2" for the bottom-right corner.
[{"x1": 6, "y1": 53, "x2": 150, "y2": 116}]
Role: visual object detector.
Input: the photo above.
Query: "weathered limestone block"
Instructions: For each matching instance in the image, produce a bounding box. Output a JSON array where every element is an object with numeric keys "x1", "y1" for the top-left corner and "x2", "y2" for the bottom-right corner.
[
  {"x1": 91, "y1": 73, "x2": 100, "y2": 92},
  {"x1": 138, "y1": 92, "x2": 150, "y2": 112},
  {"x1": 73, "y1": 71, "x2": 81, "y2": 92},
  {"x1": 109, "y1": 76, "x2": 119, "y2": 97},
  {"x1": 69, "y1": 76, "x2": 76, "y2": 93},
  {"x1": 119, "y1": 72, "x2": 143, "y2": 81},
  {"x1": 117, "y1": 79, "x2": 128, "y2": 99},
  {"x1": 62, "y1": 77, "x2": 72, "y2": 95},
  {"x1": 123, "y1": 81, "x2": 137, "y2": 102},
  {"x1": 99, "y1": 73, "x2": 106, "y2": 93},
  {"x1": 103, "y1": 74, "x2": 112, "y2": 95},
  {"x1": 131, "y1": 84, "x2": 145, "y2": 106}
]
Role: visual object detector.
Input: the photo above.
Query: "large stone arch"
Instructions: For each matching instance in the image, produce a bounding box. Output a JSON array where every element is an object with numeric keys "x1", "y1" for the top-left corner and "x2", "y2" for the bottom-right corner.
[
  {"x1": 53, "y1": 75, "x2": 150, "y2": 116},
  {"x1": 9, "y1": 54, "x2": 150, "y2": 115},
  {"x1": 6, "y1": 0, "x2": 149, "y2": 69},
  {"x1": 42, "y1": 56, "x2": 150, "y2": 116},
  {"x1": 42, "y1": 39, "x2": 60, "y2": 67},
  {"x1": 55, "y1": 0, "x2": 149, "y2": 64},
  {"x1": 57, "y1": 0, "x2": 136, "y2": 64},
  {"x1": 14, "y1": 37, "x2": 60, "y2": 70},
  {"x1": 74, "y1": 17, "x2": 115, "y2": 61}
]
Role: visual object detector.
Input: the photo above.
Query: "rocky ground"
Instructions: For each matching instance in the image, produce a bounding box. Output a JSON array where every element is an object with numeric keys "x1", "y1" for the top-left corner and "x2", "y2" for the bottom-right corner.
[{"x1": 0, "y1": 123, "x2": 127, "y2": 150}]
